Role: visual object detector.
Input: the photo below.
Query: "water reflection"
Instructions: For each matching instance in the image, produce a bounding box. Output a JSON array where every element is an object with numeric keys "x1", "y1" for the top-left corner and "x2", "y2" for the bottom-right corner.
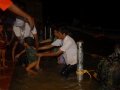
[{"x1": 10, "y1": 60, "x2": 100, "y2": 90}]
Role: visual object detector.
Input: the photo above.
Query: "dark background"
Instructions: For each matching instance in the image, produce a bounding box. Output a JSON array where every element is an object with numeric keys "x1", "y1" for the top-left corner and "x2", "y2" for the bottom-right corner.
[
  {"x1": 10, "y1": 0, "x2": 120, "y2": 29},
  {"x1": 42, "y1": 1, "x2": 120, "y2": 29},
  {"x1": 0, "y1": 0, "x2": 120, "y2": 37}
]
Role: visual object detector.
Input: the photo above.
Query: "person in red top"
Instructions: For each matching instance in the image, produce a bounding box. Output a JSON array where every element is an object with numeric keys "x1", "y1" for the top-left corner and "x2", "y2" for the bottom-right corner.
[{"x1": 0, "y1": 0, "x2": 34, "y2": 29}]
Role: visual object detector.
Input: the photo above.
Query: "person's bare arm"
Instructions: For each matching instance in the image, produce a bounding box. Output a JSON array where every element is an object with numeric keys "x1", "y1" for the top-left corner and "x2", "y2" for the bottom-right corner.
[
  {"x1": 15, "y1": 49, "x2": 26, "y2": 58},
  {"x1": 38, "y1": 44, "x2": 54, "y2": 50},
  {"x1": 39, "y1": 39, "x2": 52, "y2": 44},
  {"x1": 0, "y1": 40, "x2": 4, "y2": 43},
  {"x1": 36, "y1": 49, "x2": 63, "y2": 57},
  {"x1": 33, "y1": 34, "x2": 39, "y2": 50},
  {"x1": 8, "y1": 3, "x2": 34, "y2": 29}
]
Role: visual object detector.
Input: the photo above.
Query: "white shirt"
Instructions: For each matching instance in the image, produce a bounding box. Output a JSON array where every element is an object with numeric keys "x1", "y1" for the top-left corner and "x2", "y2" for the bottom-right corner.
[
  {"x1": 51, "y1": 39, "x2": 62, "y2": 46},
  {"x1": 60, "y1": 35, "x2": 77, "y2": 65},
  {"x1": 13, "y1": 22, "x2": 37, "y2": 39}
]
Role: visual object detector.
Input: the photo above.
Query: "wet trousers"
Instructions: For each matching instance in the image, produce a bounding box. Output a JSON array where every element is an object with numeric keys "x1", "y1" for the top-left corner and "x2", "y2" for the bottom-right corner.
[{"x1": 60, "y1": 64, "x2": 77, "y2": 78}]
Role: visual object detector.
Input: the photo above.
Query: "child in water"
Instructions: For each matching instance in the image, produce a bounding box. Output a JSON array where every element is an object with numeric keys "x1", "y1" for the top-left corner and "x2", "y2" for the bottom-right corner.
[{"x1": 16, "y1": 37, "x2": 40, "y2": 76}]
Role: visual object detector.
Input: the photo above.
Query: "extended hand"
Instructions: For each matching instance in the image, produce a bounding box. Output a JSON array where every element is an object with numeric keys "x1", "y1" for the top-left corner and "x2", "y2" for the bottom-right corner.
[
  {"x1": 15, "y1": 54, "x2": 20, "y2": 59},
  {"x1": 26, "y1": 16, "x2": 34, "y2": 30},
  {"x1": 36, "y1": 53, "x2": 43, "y2": 57}
]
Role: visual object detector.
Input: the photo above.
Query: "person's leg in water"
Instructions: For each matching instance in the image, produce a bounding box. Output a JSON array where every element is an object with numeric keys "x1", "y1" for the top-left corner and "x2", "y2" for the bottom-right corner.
[
  {"x1": 1, "y1": 49, "x2": 8, "y2": 68},
  {"x1": 26, "y1": 61, "x2": 38, "y2": 76},
  {"x1": 35, "y1": 57, "x2": 41, "y2": 71},
  {"x1": 0, "y1": 50, "x2": 2, "y2": 68},
  {"x1": 60, "y1": 64, "x2": 77, "y2": 78},
  {"x1": 12, "y1": 41, "x2": 18, "y2": 63}
]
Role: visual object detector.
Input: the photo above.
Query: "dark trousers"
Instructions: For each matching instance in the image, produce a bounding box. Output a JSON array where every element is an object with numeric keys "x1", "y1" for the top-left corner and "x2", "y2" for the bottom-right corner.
[{"x1": 60, "y1": 64, "x2": 77, "y2": 78}]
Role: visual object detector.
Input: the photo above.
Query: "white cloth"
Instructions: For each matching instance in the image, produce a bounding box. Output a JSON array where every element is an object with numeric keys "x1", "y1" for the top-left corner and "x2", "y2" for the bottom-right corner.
[
  {"x1": 51, "y1": 39, "x2": 62, "y2": 46},
  {"x1": 60, "y1": 35, "x2": 77, "y2": 65},
  {"x1": 14, "y1": 18, "x2": 25, "y2": 27},
  {"x1": 13, "y1": 21, "x2": 37, "y2": 39},
  {"x1": 51, "y1": 39, "x2": 65, "y2": 64}
]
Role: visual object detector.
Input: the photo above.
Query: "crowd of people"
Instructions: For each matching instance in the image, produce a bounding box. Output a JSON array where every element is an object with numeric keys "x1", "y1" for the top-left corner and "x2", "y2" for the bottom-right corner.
[{"x1": 0, "y1": 14, "x2": 77, "y2": 79}]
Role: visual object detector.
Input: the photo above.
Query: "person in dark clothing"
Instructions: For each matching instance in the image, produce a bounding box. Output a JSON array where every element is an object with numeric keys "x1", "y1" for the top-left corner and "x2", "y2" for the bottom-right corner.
[{"x1": 0, "y1": 22, "x2": 8, "y2": 68}]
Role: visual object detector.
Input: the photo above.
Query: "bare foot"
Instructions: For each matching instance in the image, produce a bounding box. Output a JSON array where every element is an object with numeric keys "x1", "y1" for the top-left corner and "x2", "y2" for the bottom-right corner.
[
  {"x1": 27, "y1": 71, "x2": 38, "y2": 77},
  {"x1": 35, "y1": 67, "x2": 40, "y2": 71},
  {"x1": 28, "y1": 73, "x2": 38, "y2": 78}
]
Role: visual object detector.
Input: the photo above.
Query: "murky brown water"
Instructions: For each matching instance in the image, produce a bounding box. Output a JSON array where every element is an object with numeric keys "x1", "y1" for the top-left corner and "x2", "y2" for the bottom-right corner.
[{"x1": 9, "y1": 58, "x2": 101, "y2": 90}]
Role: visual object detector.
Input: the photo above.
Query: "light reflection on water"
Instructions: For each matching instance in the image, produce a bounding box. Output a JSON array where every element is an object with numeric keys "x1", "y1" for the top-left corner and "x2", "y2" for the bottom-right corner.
[{"x1": 10, "y1": 60, "x2": 100, "y2": 90}]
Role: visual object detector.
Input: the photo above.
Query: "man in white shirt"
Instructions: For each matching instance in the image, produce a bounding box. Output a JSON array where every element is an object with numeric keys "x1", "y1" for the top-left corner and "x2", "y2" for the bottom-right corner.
[
  {"x1": 12, "y1": 18, "x2": 38, "y2": 63},
  {"x1": 38, "y1": 27, "x2": 65, "y2": 64},
  {"x1": 37, "y1": 26, "x2": 77, "y2": 78},
  {"x1": 39, "y1": 38, "x2": 65, "y2": 64}
]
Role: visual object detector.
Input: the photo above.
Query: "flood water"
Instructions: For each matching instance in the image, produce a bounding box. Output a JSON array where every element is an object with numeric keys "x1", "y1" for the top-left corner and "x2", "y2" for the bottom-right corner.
[
  {"x1": 9, "y1": 33, "x2": 116, "y2": 90},
  {"x1": 9, "y1": 57, "x2": 101, "y2": 90}
]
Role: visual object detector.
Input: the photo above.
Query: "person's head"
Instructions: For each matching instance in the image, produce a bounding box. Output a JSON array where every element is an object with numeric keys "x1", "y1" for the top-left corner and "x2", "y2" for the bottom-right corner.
[
  {"x1": 14, "y1": 18, "x2": 25, "y2": 28},
  {"x1": 54, "y1": 26, "x2": 69, "y2": 40},
  {"x1": 51, "y1": 24, "x2": 59, "y2": 39},
  {"x1": 24, "y1": 37, "x2": 35, "y2": 47},
  {"x1": 0, "y1": 22, "x2": 4, "y2": 33}
]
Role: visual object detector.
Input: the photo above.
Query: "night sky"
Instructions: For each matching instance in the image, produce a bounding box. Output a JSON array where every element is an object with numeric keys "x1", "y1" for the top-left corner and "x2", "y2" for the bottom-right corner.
[
  {"x1": 43, "y1": 1, "x2": 120, "y2": 29},
  {"x1": 6, "y1": 0, "x2": 120, "y2": 30}
]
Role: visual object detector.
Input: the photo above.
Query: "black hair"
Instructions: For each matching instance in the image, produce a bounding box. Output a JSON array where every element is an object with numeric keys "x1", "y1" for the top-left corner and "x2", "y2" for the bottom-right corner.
[
  {"x1": 24, "y1": 37, "x2": 35, "y2": 46},
  {"x1": 57, "y1": 26, "x2": 69, "y2": 35}
]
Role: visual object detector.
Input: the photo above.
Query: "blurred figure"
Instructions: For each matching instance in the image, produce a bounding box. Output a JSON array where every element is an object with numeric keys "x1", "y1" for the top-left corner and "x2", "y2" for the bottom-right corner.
[
  {"x1": 12, "y1": 18, "x2": 38, "y2": 63},
  {"x1": 109, "y1": 44, "x2": 120, "y2": 59},
  {"x1": 0, "y1": 0, "x2": 34, "y2": 29},
  {"x1": 39, "y1": 25, "x2": 65, "y2": 64},
  {"x1": 93, "y1": 43, "x2": 120, "y2": 90},
  {"x1": 37, "y1": 26, "x2": 77, "y2": 78},
  {"x1": 16, "y1": 37, "x2": 40, "y2": 76},
  {"x1": 0, "y1": 22, "x2": 8, "y2": 68}
]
